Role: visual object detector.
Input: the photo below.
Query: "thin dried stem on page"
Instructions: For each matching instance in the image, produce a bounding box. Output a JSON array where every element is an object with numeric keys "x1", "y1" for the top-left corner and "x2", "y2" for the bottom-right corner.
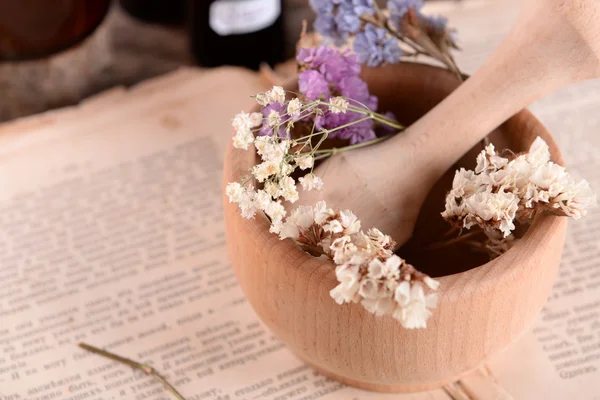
[{"x1": 78, "y1": 343, "x2": 187, "y2": 400}]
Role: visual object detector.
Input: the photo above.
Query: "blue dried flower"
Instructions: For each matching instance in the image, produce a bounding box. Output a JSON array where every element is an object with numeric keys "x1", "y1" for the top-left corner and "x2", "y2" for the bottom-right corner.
[
  {"x1": 387, "y1": 0, "x2": 423, "y2": 21},
  {"x1": 353, "y1": 23, "x2": 403, "y2": 66},
  {"x1": 423, "y1": 14, "x2": 448, "y2": 31},
  {"x1": 310, "y1": 0, "x2": 376, "y2": 45},
  {"x1": 310, "y1": 0, "x2": 335, "y2": 14},
  {"x1": 335, "y1": 3, "x2": 362, "y2": 35}
]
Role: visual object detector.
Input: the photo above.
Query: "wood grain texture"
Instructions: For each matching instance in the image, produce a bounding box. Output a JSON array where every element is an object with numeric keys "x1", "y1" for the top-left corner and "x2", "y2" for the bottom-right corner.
[
  {"x1": 298, "y1": 0, "x2": 600, "y2": 247},
  {"x1": 223, "y1": 63, "x2": 568, "y2": 392}
]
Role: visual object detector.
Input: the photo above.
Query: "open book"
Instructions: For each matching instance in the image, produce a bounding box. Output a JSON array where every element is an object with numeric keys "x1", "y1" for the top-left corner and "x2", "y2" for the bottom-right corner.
[{"x1": 1, "y1": 1, "x2": 600, "y2": 399}]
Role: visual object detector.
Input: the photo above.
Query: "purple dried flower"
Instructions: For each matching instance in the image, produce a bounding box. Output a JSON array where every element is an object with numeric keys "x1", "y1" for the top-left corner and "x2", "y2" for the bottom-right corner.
[
  {"x1": 316, "y1": 111, "x2": 376, "y2": 144},
  {"x1": 298, "y1": 70, "x2": 331, "y2": 99},
  {"x1": 297, "y1": 45, "x2": 382, "y2": 145},
  {"x1": 297, "y1": 46, "x2": 360, "y2": 82},
  {"x1": 353, "y1": 23, "x2": 403, "y2": 67},
  {"x1": 338, "y1": 76, "x2": 378, "y2": 111},
  {"x1": 342, "y1": 123, "x2": 378, "y2": 144},
  {"x1": 320, "y1": 51, "x2": 361, "y2": 82},
  {"x1": 380, "y1": 111, "x2": 399, "y2": 133}
]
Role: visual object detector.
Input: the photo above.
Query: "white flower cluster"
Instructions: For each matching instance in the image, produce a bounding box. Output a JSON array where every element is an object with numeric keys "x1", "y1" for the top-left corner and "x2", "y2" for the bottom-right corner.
[
  {"x1": 226, "y1": 137, "x2": 323, "y2": 234},
  {"x1": 443, "y1": 137, "x2": 596, "y2": 239},
  {"x1": 227, "y1": 86, "x2": 438, "y2": 329},
  {"x1": 280, "y1": 201, "x2": 439, "y2": 329},
  {"x1": 232, "y1": 111, "x2": 263, "y2": 150},
  {"x1": 255, "y1": 86, "x2": 286, "y2": 106},
  {"x1": 227, "y1": 88, "x2": 329, "y2": 234}
]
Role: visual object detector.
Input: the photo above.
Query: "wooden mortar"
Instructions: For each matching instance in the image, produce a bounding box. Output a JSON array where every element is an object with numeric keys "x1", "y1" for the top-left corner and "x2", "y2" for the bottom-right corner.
[{"x1": 223, "y1": 63, "x2": 568, "y2": 392}]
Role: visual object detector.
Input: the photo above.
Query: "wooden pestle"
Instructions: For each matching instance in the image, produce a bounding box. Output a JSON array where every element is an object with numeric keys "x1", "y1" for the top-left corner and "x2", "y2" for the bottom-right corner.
[{"x1": 300, "y1": 0, "x2": 600, "y2": 247}]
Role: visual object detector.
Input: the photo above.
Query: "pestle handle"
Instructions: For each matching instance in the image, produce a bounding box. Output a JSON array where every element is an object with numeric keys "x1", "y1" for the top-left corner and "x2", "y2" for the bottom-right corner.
[{"x1": 395, "y1": 0, "x2": 600, "y2": 188}]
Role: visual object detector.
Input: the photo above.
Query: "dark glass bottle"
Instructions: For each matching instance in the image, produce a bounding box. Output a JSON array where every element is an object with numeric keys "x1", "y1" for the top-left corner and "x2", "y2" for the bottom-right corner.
[
  {"x1": 187, "y1": 0, "x2": 285, "y2": 71},
  {"x1": 119, "y1": 0, "x2": 186, "y2": 26}
]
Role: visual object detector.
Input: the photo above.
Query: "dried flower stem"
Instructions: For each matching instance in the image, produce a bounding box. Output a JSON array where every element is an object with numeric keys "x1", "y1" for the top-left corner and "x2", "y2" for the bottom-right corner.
[
  {"x1": 312, "y1": 135, "x2": 392, "y2": 160},
  {"x1": 78, "y1": 343, "x2": 186, "y2": 400},
  {"x1": 360, "y1": 13, "x2": 462, "y2": 79}
]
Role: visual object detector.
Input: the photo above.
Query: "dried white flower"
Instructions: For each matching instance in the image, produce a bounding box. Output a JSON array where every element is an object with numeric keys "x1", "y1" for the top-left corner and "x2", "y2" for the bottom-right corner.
[
  {"x1": 226, "y1": 183, "x2": 258, "y2": 219},
  {"x1": 231, "y1": 112, "x2": 255, "y2": 150},
  {"x1": 226, "y1": 182, "x2": 243, "y2": 202},
  {"x1": 368, "y1": 255, "x2": 400, "y2": 280},
  {"x1": 237, "y1": 190, "x2": 257, "y2": 219},
  {"x1": 264, "y1": 200, "x2": 286, "y2": 233},
  {"x1": 475, "y1": 143, "x2": 508, "y2": 174},
  {"x1": 256, "y1": 140, "x2": 286, "y2": 164},
  {"x1": 267, "y1": 110, "x2": 281, "y2": 127},
  {"x1": 279, "y1": 205, "x2": 314, "y2": 240},
  {"x1": 367, "y1": 228, "x2": 394, "y2": 253},
  {"x1": 339, "y1": 210, "x2": 361, "y2": 235},
  {"x1": 329, "y1": 96, "x2": 349, "y2": 114},
  {"x1": 255, "y1": 93, "x2": 269, "y2": 106},
  {"x1": 264, "y1": 181, "x2": 280, "y2": 198},
  {"x1": 295, "y1": 154, "x2": 314, "y2": 170},
  {"x1": 551, "y1": 178, "x2": 596, "y2": 219},
  {"x1": 358, "y1": 278, "x2": 379, "y2": 299},
  {"x1": 330, "y1": 236, "x2": 357, "y2": 264},
  {"x1": 528, "y1": 162, "x2": 566, "y2": 190},
  {"x1": 233, "y1": 130, "x2": 254, "y2": 150},
  {"x1": 393, "y1": 282, "x2": 437, "y2": 329},
  {"x1": 323, "y1": 219, "x2": 344, "y2": 234},
  {"x1": 232, "y1": 112, "x2": 252, "y2": 132},
  {"x1": 444, "y1": 137, "x2": 595, "y2": 238},
  {"x1": 527, "y1": 136, "x2": 551, "y2": 167},
  {"x1": 287, "y1": 98, "x2": 302, "y2": 117},
  {"x1": 252, "y1": 161, "x2": 280, "y2": 182},
  {"x1": 299, "y1": 174, "x2": 323, "y2": 191},
  {"x1": 266, "y1": 86, "x2": 286, "y2": 105},
  {"x1": 254, "y1": 190, "x2": 272, "y2": 211},
  {"x1": 249, "y1": 112, "x2": 263, "y2": 128},
  {"x1": 463, "y1": 191, "x2": 519, "y2": 237},
  {"x1": 253, "y1": 135, "x2": 270, "y2": 155},
  {"x1": 280, "y1": 176, "x2": 299, "y2": 203},
  {"x1": 314, "y1": 201, "x2": 335, "y2": 225}
]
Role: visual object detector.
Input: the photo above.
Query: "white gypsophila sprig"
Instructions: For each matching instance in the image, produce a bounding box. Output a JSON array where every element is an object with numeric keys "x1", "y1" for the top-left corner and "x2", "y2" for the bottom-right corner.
[
  {"x1": 227, "y1": 86, "x2": 438, "y2": 329},
  {"x1": 278, "y1": 201, "x2": 440, "y2": 329},
  {"x1": 287, "y1": 98, "x2": 302, "y2": 117},
  {"x1": 255, "y1": 86, "x2": 286, "y2": 106},
  {"x1": 231, "y1": 111, "x2": 263, "y2": 150},
  {"x1": 329, "y1": 96, "x2": 349, "y2": 114},
  {"x1": 442, "y1": 137, "x2": 596, "y2": 257}
]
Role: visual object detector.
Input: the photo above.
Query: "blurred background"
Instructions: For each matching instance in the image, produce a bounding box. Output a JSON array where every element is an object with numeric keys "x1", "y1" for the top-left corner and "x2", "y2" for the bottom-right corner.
[{"x1": 0, "y1": 0, "x2": 455, "y2": 123}]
